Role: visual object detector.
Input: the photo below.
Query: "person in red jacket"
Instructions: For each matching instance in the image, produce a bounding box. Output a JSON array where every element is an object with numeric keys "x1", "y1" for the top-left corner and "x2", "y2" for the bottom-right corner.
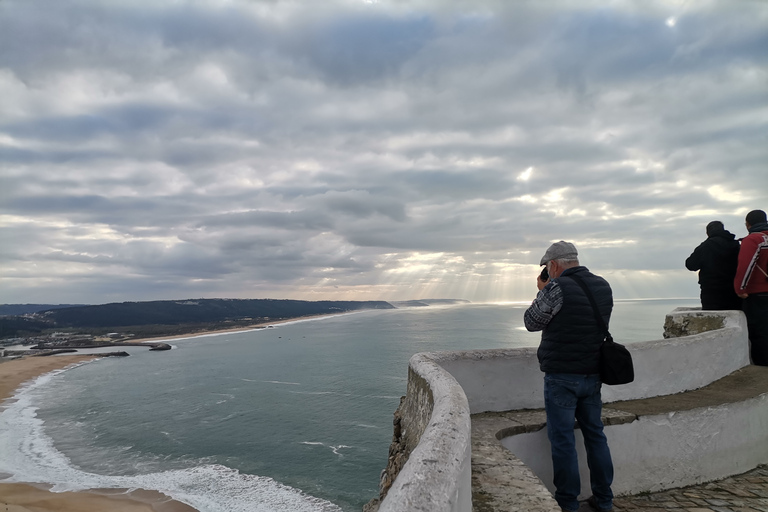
[{"x1": 734, "y1": 209, "x2": 768, "y2": 366}]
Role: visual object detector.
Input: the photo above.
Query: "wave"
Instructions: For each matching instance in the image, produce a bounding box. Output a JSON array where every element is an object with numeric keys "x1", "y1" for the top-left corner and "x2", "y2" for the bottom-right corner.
[
  {"x1": 288, "y1": 391, "x2": 346, "y2": 396},
  {"x1": 262, "y1": 381, "x2": 301, "y2": 386},
  {"x1": 330, "y1": 445, "x2": 351, "y2": 456},
  {"x1": 0, "y1": 367, "x2": 342, "y2": 512},
  {"x1": 299, "y1": 442, "x2": 352, "y2": 457},
  {"x1": 211, "y1": 393, "x2": 236, "y2": 404}
]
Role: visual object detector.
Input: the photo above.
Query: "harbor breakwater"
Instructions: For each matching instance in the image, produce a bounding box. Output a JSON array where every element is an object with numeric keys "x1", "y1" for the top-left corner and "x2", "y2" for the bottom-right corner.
[{"x1": 366, "y1": 308, "x2": 768, "y2": 511}]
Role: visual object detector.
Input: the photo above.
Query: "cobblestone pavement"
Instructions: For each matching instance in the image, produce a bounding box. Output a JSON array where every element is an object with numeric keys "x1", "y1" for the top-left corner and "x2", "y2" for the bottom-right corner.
[{"x1": 610, "y1": 465, "x2": 768, "y2": 512}]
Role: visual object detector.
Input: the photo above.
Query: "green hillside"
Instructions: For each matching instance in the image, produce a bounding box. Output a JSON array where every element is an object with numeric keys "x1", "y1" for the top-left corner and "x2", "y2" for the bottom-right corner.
[{"x1": 0, "y1": 299, "x2": 394, "y2": 338}]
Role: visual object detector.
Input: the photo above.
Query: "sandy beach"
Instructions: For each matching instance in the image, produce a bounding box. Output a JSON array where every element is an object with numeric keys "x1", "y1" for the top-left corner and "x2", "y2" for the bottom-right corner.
[
  {"x1": 0, "y1": 354, "x2": 198, "y2": 512},
  {"x1": 127, "y1": 312, "x2": 349, "y2": 345},
  {"x1": 0, "y1": 312, "x2": 350, "y2": 511}
]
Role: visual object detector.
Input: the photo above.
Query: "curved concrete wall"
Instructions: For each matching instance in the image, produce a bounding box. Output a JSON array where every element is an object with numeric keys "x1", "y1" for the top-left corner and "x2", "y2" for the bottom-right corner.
[
  {"x1": 379, "y1": 353, "x2": 473, "y2": 512},
  {"x1": 379, "y1": 309, "x2": 751, "y2": 510},
  {"x1": 503, "y1": 393, "x2": 768, "y2": 497},
  {"x1": 605, "y1": 310, "x2": 749, "y2": 403},
  {"x1": 436, "y1": 310, "x2": 748, "y2": 412}
]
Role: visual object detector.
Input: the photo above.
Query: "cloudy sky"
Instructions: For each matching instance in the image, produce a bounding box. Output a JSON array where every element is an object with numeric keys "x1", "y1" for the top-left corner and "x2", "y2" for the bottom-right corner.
[{"x1": 1, "y1": 0, "x2": 766, "y2": 305}]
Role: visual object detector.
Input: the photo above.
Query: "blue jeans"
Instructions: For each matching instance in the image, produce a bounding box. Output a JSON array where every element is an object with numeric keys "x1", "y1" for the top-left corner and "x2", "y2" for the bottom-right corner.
[{"x1": 544, "y1": 373, "x2": 614, "y2": 512}]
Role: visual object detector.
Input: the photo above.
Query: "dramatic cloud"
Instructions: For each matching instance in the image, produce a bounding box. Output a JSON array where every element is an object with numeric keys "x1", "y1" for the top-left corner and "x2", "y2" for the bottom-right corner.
[{"x1": 1, "y1": 0, "x2": 766, "y2": 304}]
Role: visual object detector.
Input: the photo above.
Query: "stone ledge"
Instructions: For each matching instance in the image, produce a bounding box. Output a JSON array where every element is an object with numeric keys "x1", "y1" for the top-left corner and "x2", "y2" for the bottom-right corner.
[
  {"x1": 663, "y1": 309, "x2": 726, "y2": 338},
  {"x1": 471, "y1": 412, "x2": 560, "y2": 512},
  {"x1": 608, "y1": 365, "x2": 768, "y2": 416}
]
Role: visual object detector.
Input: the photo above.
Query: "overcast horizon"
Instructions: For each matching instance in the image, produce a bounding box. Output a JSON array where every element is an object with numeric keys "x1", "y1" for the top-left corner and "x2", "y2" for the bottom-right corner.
[{"x1": 1, "y1": 0, "x2": 766, "y2": 305}]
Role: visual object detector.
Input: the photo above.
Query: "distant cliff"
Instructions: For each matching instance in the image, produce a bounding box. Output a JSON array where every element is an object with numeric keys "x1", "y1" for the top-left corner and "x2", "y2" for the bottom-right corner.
[
  {"x1": 0, "y1": 304, "x2": 88, "y2": 316},
  {"x1": 0, "y1": 299, "x2": 394, "y2": 338},
  {"x1": 390, "y1": 299, "x2": 471, "y2": 308}
]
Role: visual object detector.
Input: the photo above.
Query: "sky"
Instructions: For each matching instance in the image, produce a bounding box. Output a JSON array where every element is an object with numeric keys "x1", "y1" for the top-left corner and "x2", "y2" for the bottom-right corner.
[{"x1": 1, "y1": 0, "x2": 766, "y2": 305}]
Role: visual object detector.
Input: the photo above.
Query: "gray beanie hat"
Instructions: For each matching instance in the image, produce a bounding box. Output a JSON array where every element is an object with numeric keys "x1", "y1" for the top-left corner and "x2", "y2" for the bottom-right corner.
[{"x1": 539, "y1": 241, "x2": 578, "y2": 266}]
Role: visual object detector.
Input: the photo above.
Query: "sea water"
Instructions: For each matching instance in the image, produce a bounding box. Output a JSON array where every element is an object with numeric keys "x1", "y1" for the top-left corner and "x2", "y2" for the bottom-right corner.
[{"x1": 0, "y1": 300, "x2": 696, "y2": 511}]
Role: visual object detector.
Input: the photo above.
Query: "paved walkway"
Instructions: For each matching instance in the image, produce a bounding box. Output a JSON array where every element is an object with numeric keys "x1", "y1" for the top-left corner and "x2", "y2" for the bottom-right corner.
[{"x1": 613, "y1": 464, "x2": 768, "y2": 512}]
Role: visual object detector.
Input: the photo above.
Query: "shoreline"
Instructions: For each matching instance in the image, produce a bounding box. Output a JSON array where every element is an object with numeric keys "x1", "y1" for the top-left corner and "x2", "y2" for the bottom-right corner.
[
  {"x1": 0, "y1": 355, "x2": 199, "y2": 512},
  {"x1": 2, "y1": 311, "x2": 353, "y2": 352},
  {"x1": 126, "y1": 311, "x2": 353, "y2": 344},
  {"x1": 0, "y1": 311, "x2": 355, "y2": 511}
]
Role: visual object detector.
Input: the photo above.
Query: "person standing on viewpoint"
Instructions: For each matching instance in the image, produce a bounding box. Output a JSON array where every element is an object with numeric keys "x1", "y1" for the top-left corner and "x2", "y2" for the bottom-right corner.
[
  {"x1": 734, "y1": 209, "x2": 768, "y2": 366},
  {"x1": 524, "y1": 241, "x2": 615, "y2": 512},
  {"x1": 685, "y1": 220, "x2": 742, "y2": 310}
]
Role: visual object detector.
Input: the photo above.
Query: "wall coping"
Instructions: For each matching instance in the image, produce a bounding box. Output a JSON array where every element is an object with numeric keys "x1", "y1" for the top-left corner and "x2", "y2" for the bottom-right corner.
[{"x1": 378, "y1": 353, "x2": 472, "y2": 512}]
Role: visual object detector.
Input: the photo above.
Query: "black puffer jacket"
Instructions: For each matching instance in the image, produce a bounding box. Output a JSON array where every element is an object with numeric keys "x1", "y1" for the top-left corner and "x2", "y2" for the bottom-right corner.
[
  {"x1": 685, "y1": 228, "x2": 740, "y2": 292},
  {"x1": 537, "y1": 267, "x2": 613, "y2": 374}
]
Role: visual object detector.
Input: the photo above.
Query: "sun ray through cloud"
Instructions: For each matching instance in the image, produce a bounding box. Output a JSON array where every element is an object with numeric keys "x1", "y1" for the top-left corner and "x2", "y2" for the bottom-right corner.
[{"x1": 0, "y1": 0, "x2": 765, "y2": 304}]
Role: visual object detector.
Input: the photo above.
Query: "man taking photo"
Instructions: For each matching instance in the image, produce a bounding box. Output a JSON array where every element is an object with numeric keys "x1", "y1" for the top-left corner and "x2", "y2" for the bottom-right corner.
[{"x1": 524, "y1": 241, "x2": 615, "y2": 512}]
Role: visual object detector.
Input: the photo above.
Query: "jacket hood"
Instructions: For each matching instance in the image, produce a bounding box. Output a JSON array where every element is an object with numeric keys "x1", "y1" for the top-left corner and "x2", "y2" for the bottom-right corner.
[{"x1": 709, "y1": 228, "x2": 736, "y2": 241}]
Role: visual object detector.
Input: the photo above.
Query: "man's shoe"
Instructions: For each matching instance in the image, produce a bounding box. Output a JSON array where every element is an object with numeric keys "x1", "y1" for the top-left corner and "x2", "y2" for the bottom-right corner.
[{"x1": 587, "y1": 495, "x2": 614, "y2": 512}]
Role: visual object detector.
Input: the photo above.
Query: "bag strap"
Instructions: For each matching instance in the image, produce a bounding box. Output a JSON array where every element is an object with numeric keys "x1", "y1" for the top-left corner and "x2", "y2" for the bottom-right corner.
[
  {"x1": 565, "y1": 273, "x2": 610, "y2": 337},
  {"x1": 754, "y1": 234, "x2": 768, "y2": 279}
]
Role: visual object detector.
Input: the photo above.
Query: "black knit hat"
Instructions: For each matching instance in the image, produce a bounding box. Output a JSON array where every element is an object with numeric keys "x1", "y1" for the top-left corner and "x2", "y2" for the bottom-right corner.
[
  {"x1": 745, "y1": 209, "x2": 767, "y2": 226},
  {"x1": 706, "y1": 220, "x2": 724, "y2": 236}
]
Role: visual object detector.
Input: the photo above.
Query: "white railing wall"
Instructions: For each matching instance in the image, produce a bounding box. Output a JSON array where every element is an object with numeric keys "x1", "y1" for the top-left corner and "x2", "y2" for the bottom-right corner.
[
  {"x1": 437, "y1": 310, "x2": 748, "y2": 412},
  {"x1": 379, "y1": 354, "x2": 473, "y2": 512},
  {"x1": 378, "y1": 309, "x2": 751, "y2": 511}
]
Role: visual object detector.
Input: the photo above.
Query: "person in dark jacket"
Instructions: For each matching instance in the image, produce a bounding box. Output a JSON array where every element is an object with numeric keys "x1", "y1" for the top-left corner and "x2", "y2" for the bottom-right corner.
[
  {"x1": 524, "y1": 241, "x2": 614, "y2": 512},
  {"x1": 685, "y1": 220, "x2": 741, "y2": 310}
]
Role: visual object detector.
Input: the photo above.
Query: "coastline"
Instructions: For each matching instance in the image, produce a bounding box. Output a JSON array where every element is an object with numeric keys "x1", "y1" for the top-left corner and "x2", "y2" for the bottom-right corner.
[
  {"x1": 0, "y1": 310, "x2": 357, "y2": 511},
  {"x1": 126, "y1": 311, "x2": 353, "y2": 344},
  {"x1": 0, "y1": 355, "x2": 198, "y2": 512}
]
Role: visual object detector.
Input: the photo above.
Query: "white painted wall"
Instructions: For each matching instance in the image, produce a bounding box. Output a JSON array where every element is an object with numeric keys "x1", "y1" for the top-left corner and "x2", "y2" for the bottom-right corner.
[
  {"x1": 502, "y1": 393, "x2": 768, "y2": 497},
  {"x1": 435, "y1": 347, "x2": 543, "y2": 412},
  {"x1": 379, "y1": 354, "x2": 473, "y2": 512},
  {"x1": 603, "y1": 310, "x2": 749, "y2": 403},
  {"x1": 380, "y1": 309, "x2": 753, "y2": 510},
  {"x1": 432, "y1": 310, "x2": 748, "y2": 413}
]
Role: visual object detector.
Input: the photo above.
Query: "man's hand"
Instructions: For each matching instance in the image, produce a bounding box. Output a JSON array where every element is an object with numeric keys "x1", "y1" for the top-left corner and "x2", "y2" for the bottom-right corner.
[
  {"x1": 738, "y1": 293, "x2": 749, "y2": 299},
  {"x1": 537, "y1": 274, "x2": 549, "y2": 291}
]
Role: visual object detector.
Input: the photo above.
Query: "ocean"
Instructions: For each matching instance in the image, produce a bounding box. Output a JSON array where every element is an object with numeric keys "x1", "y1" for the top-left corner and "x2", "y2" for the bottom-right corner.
[{"x1": 0, "y1": 299, "x2": 696, "y2": 511}]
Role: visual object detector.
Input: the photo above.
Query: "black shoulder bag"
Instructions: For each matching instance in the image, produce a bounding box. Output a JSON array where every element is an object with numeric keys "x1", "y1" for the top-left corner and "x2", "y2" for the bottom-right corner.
[{"x1": 568, "y1": 274, "x2": 634, "y2": 386}]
